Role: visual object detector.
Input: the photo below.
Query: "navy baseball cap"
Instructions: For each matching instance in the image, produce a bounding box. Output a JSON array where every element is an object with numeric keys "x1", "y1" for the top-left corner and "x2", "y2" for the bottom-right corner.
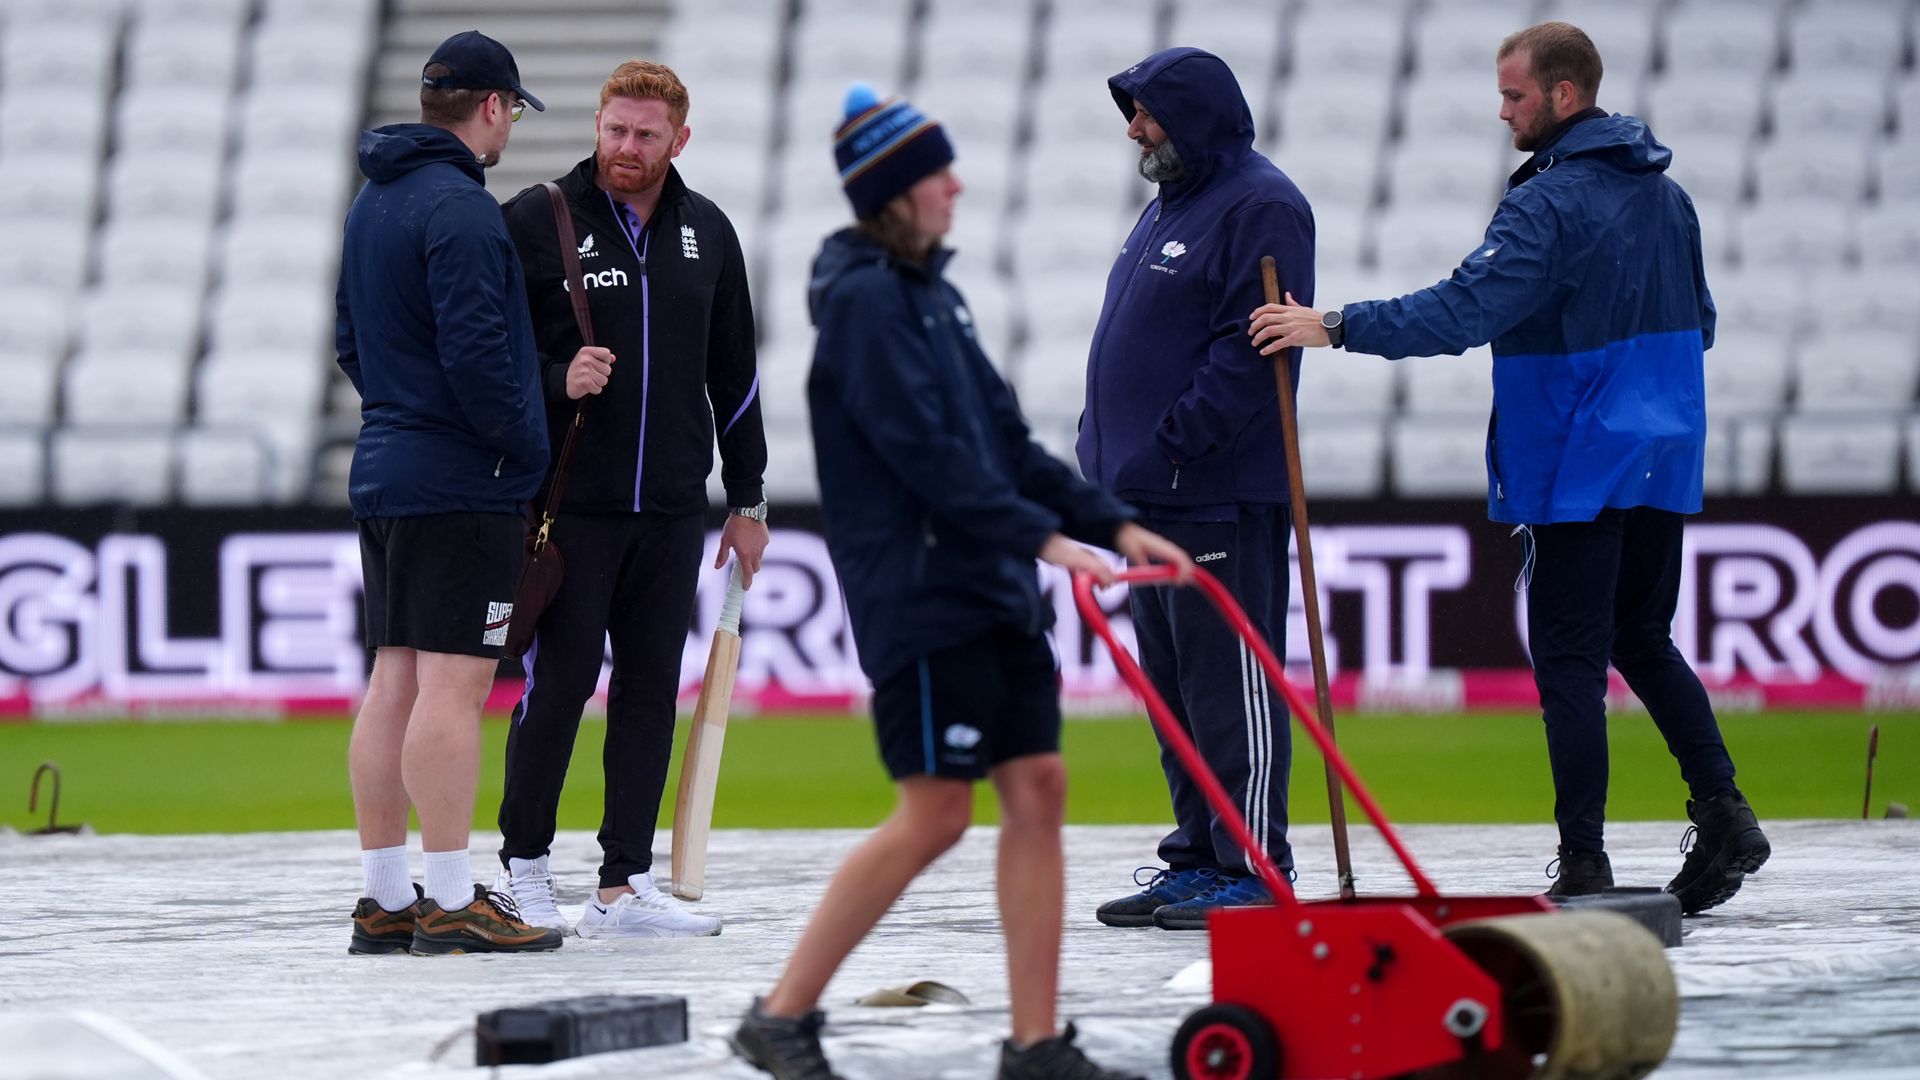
[{"x1": 421, "y1": 30, "x2": 544, "y2": 112}]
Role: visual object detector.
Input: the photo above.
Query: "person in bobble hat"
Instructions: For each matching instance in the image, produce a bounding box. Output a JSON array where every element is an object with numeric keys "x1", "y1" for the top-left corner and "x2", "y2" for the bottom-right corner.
[{"x1": 729, "y1": 83, "x2": 1190, "y2": 1080}]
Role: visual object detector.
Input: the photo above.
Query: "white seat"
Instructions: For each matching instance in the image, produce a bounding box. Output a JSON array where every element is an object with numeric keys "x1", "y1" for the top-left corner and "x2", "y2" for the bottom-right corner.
[
  {"x1": 0, "y1": 22, "x2": 117, "y2": 92},
  {"x1": 64, "y1": 346, "x2": 195, "y2": 424},
  {"x1": 0, "y1": 221, "x2": 92, "y2": 295},
  {"x1": 235, "y1": 89, "x2": 360, "y2": 155},
  {"x1": 1286, "y1": 9, "x2": 1405, "y2": 84},
  {"x1": 1398, "y1": 76, "x2": 1506, "y2": 146},
  {"x1": 1391, "y1": 417, "x2": 1487, "y2": 497},
  {"x1": 196, "y1": 348, "x2": 329, "y2": 423},
  {"x1": 1793, "y1": 331, "x2": 1920, "y2": 412},
  {"x1": 1030, "y1": 78, "x2": 1133, "y2": 154},
  {"x1": 1010, "y1": 207, "x2": 1129, "y2": 285},
  {"x1": 0, "y1": 288, "x2": 73, "y2": 358},
  {"x1": 258, "y1": 0, "x2": 379, "y2": 22},
  {"x1": 1414, "y1": 8, "x2": 1535, "y2": 76},
  {"x1": 1854, "y1": 205, "x2": 1920, "y2": 272},
  {"x1": 52, "y1": 428, "x2": 177, "y2": 506},
  {"x1": 1662, "y1": 4, "x2": 1782, "y2": 76},
  {"x1": 1402, "y1": 346, "x2": 1493, "y2": 415},
  {"x1": 773, "y1": 138, "x2": 849, "y2": 219},
  {"x1": 1751, "y1": 136, "x2": 1871, "y2": 204},
  {"x1": 1646, "y1": 74, "x2": 1768, "y2": 141},
  {"x1": 105, "y1": 150, "x2": 226, "y2": 221},
  {"x1": 914, "y1": 75, "x2": 1022, "y2": 159},
  {"x1": 218, "y1": 217, "x2": 339, "y2": 288},
  {"x1": 1779, "y1": 414, "x2": 1902, "y2": 493},
  {"x1": 1043, "y1": 7, "x2": 1158, "y2": 82},
  {"x1": 1708, "y1": 269, "x2": 1811, "y2": 338},
  {"x1": 790, "y1": 10, "x2": 912, "y2": 88},
  {"x1": 1276, "y1": 141, "x2": 1380, "y2": 212},
  {"x1": 1010, "y1": 340, "x2": 1087, "y2": 424},
  {"x1": 207, "y1": 285, "x2": 332, "y2": 354},
  {"x1": 1872, "y1": 142, "x2": 1920, "y2": 204},
  {"x1": 247, "y1": 25, "x2": 373, "y2": 90},
  {"x1": 1897, "y1": 75, "x2": 1920, "y2": 142},
  {"x1": 1770, "y1": 71, "x2": 1891, "y2": 141},
  {"x1": 0, "y1": 429, "x2": 47, "y2": 505},
  {"x1": 97, "y1": 220, "x2": 216, "y2": 291},
  {"x1": 1370, "y1": 206, "x2": 1479, "y2": 277},
  {"x1": 1020, "y1": 141, "x2": 1136, "y2": 220},
  {"x1": 2, "y1": 0, "x2": 124, "y2": 23},
  {"x1": 918, "y1": 7, "x2": 1035, "y2": 86},
  {"x1": 1275, "y1": 75, "x2": 1394, "y2": 149},
  {"x1": 1732, "y1": 201, "x2": 1853, "y2": 271},
  {"x1": 177, "y1": 426, "x2": 276, "y2": 505},
  {"x1": 949, "y1": 269, "x2": 1016, "y2": 362},
  {"x1": 1786, "y1": 0, "x2": 1908, "y2": 74},
  {"x1": 116, "y1": 89, "x2": 232, "y2": 157},
  {"x1": 0, "y1": 153, "x2": 100, "y2": 226},
  {"x1": 0, "y1": 354, "x2": 62, "y2": 425},
  {"x1": 1662, "y1": 135, "x2": 1751, "y2": 207},
  {"x1": 1017, "y1": 278, "x2": 1107, "y2": 362},
  {"x1": 660, "y1": 15, "x2": 782, "y2": 82},
  {"x1": 1909, "y1": 416, "x2": 1920, "y2": 493},
  {"x1": 80, "y1": 287, "x2": 204, "y2": 355},
  {"x1": 761, "y1": 423, "x2": 819, "y2": 502},
  {"x1": 131, "y1": 0, "x2": 250, "y2": 19},
  {"x1": 1385, "y1": 138, "x2": 1504, "y2": 209},
  {"x1": 0, "y1": 89, "x2": 109, "y2": 159},
  {"x1": 1297, "y1": 350, "x2": 1397, "y2": 416},
  {"x1": 1541, "y1": 5, "x2": 1655, "y2": 91},
  {"x1": 1701, "y1": 415, "x2": 1779, "y2": 494},
  {"x1": 1297, "y1": 416, "x2": 1386, "y2": 497},
  {"x1": 1811, "y1": 270, "x2": 1920, "y2": 338},
  {"x1": 1703, "y1": 329, "x2": 1792, "y2": 416},
  {"x1": 1166, "y1": 1, "x2": 1282, "y2": 94},
  {"x1": 227, "y1": 153, "x2": 354, "y2": 220},
  {"x1": 124, "y1": 19, "x2": 244, "y2": 90}
]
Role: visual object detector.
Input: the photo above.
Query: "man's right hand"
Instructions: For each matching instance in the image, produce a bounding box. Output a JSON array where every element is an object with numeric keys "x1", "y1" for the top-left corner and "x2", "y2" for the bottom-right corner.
[{"x1": 565, "y1": 346, "x2": 616, "y2": 399}]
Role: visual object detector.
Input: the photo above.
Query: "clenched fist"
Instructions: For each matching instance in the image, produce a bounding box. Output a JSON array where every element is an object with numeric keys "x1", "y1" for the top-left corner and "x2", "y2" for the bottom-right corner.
[{"x1": 566, "y1": 346, "x2": 617, "y2": 399}]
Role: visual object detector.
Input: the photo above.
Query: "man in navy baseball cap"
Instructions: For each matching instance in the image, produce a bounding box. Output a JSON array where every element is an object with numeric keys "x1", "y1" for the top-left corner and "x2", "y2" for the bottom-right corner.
[{"x1": 421, "y1": 30, "x2": 545, "y2": 114}]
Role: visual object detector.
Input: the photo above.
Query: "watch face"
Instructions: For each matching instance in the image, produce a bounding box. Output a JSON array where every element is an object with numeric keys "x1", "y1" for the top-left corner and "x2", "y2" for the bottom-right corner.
[{"x1": 1321, "y1": 310, "x2": 1341, "y2": 330}]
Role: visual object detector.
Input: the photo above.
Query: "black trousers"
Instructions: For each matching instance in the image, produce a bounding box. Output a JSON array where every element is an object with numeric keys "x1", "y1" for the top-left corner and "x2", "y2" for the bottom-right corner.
[
  {"x1": 1526, "y1": 507, "x2": 1739, "y2": 853},
  {"x1": 497, "y1": 511, "x2": 705, "y2": 887},
  {"x1": 1128, "y1": 507, "x2": 1294, "y2": 876}
]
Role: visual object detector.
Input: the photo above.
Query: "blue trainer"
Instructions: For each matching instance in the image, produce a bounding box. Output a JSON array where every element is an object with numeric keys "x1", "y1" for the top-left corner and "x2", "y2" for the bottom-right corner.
[
  {"x1": 1152, "y1": 872, "x2": 1276, "y2": 931},
  {"x1": 1094, "y1": 867, "x2": 1222, "y2": 928}
]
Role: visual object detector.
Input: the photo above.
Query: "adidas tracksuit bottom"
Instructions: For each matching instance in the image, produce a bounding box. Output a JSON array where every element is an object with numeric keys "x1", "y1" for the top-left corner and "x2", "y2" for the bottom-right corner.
[{"x1": 1128, "y1": 505, "x2": 1295, "y2": 877}]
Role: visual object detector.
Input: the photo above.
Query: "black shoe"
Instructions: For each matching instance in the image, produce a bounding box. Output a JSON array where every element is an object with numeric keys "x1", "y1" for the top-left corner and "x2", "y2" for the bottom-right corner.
[
  {"x1": 1094, "y1": 867, "x2": 1222, "y2": 928},
  {"x1": 1667, "y1": 791, "x2": 1771, "y2": 915},
  {"x1": 1543, "y1": 847, "x2": 1613, "y2": 900},
  {"x1": 732, "y1": 1000, "x2": 845, "y2": 1080},
  {"x1": 998, "y1": 1023, "x2": 1144, "y2": 1080}
]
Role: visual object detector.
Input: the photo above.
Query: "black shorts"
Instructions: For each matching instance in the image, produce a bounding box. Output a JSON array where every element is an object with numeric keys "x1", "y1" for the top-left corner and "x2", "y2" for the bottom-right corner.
[
  {"x1": 870, "y1": 627, "x2": 1063, "y2": 781},
  {"x1": 359, "y1": 512, "x2": 525, "y2": 659}
]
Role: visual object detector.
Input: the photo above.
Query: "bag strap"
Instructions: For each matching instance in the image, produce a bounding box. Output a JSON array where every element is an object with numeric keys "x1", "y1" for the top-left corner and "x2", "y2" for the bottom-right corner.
[{"x1": 531, "y1": 181, "x2": 592, "y2": 553}]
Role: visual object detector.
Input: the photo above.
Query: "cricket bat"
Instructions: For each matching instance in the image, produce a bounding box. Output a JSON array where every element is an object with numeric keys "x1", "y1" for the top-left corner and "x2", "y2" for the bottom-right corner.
[{"x1": 670, "y1": 559, "x2": 746, "y2": 901}]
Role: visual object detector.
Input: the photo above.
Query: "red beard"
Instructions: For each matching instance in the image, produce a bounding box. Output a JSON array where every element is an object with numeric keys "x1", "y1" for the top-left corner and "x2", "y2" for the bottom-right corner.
[{"x1": 597, "y1": 144, "x2": 669, "y2": 195}]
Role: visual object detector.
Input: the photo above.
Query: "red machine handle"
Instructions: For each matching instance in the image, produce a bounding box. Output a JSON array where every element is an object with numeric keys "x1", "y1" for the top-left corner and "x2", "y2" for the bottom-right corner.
[{"x1": 1074, "y1": 564, "x2": 1440, "y2": 902}]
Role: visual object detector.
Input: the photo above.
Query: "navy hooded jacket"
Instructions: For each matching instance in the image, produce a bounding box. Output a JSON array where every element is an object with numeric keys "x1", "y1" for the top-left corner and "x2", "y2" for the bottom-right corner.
[
  {"x1": 1077, "y1": 48, "x2": 1314, "y2": 512},
  {"x1": 335, "y1": 123, "x2": 548, "y2": 519},
  {"x1": 1340, "y1": 112, "x2": 1715, "y2": 526},
  {"x1": 808, "y1": 229, "x2": 1136, "y2": 685}
]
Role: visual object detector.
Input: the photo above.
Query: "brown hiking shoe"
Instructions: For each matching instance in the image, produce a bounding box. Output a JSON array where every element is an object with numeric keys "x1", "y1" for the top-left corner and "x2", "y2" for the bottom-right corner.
[
  {"x1": 411, "y1": 884, "x2": 565, "y2": 955},
  {"x1": 349, "y1": 884, "x2": 424, "y2": 955}
]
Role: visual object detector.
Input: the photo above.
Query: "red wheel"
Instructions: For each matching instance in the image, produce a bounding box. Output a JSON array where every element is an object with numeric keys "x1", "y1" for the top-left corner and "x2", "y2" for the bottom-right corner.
[{"x1": 1172, "y1": 1004, "x2": 1279, "y2": 1080}]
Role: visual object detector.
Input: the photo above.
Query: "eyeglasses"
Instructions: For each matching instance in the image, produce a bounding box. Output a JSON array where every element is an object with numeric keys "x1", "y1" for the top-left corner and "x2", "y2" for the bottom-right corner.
[{"x1": 496, "y1": 92, "x2": 526, "y2": 122}]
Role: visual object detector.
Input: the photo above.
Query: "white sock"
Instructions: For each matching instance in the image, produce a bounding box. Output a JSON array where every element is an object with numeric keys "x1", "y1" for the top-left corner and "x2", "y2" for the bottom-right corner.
[
  {"x1": 423, "y1": 849, "x2": 475, "y2": 910},
  {"x1": 360, "y1": 845, "x2": 415, "y2": 912}
]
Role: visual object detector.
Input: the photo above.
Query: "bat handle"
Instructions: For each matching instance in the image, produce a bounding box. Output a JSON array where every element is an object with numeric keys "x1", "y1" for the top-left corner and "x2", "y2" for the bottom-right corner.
[
  {"x1": 718, "y1": 560, "x2": 746, "y2": 635},
  {"x1": 1260, "y1": 255, "x2": 1280, "y2": 306}
]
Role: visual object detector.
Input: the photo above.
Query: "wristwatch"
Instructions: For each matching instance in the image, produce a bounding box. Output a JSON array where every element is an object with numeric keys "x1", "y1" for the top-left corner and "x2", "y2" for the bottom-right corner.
[
  {"x1": 730, "y1": 500, "x2": 769, "y2": 524},
  {"x1": 1320, "y1": 307, "x2": 1345, "y2": 348}
]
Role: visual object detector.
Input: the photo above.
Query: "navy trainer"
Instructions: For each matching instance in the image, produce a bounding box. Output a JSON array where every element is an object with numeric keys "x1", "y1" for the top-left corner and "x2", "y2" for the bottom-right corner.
[
  {"x1": 1094, "y1": 867, "x2": 1222, "y2": 928},
  {"x1": 1152, "y1": 872, "x2": 1275, "y2": 931}
]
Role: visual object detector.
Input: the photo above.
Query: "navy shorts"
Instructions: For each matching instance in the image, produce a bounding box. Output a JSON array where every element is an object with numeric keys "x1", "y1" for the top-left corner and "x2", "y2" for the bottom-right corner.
[
  {"x1": 870, "y1": 627, "x2": 1062, "y2": 781},
  {"x1": 358, "y1": 512, "x2": 524, "y2": 659}
]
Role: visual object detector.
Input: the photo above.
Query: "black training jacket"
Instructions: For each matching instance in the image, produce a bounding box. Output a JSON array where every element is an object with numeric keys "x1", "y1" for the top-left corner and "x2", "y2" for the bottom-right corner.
[{"x1": 501, "y1": 159, "x2": 764, "y2": 515}]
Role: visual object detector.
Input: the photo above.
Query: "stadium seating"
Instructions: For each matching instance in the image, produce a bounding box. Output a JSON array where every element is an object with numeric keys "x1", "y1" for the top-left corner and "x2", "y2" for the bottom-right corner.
[{"x1": 1, "y1": 0, "x2": 1913, "y2": 508}]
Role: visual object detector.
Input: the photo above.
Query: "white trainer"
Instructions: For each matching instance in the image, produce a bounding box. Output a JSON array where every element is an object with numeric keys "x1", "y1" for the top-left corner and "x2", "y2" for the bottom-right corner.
[
  {"x1": 491, "y1": 855, "x2": 573, "y2": 935},
  {"x1": 576, "y1": 870, "x2": 722, "y2": 939}
]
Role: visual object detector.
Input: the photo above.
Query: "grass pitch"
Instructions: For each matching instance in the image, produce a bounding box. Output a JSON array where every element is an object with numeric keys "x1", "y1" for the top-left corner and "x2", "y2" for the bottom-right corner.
[{"x1": 2, "y1": 710, "x2": 1910, "y2": 835}]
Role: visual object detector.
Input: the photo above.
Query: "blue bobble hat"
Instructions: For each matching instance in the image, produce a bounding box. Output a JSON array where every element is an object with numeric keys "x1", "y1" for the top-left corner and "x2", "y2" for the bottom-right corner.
[{"x1": 833, "y1": 83, "x2": 955, "y2": 219}]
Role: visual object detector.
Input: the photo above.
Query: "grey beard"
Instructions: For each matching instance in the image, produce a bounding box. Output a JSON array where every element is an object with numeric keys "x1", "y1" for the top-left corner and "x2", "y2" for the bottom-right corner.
[{"x1": 1137, "y1": 139, "x2": 1185, "y2": 183}]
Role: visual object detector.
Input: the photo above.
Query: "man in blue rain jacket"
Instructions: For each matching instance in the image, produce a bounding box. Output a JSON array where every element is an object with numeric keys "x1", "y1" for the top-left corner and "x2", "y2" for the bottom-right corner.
[
  {"x1": 1251, "y1": 22, "x2": 1770, "y2": 915},
  {"x1": 1078, "y1": 46, "x2": 1315, "y2": 930}
]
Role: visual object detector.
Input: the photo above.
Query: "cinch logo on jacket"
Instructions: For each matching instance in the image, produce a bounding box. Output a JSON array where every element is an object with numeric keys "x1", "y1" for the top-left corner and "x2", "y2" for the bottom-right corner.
[{"x1": 562, "y1": 268, "x2": 629, "y2": 292}]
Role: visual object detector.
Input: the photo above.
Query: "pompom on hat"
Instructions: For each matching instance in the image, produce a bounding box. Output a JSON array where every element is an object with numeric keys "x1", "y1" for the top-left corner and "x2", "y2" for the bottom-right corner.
[{"x1": 832, "y1": 82, "x2": 955, "y2": 219}]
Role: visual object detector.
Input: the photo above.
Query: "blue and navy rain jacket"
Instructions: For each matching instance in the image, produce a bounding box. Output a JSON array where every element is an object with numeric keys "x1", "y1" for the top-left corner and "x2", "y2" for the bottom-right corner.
[
  {"x1": 808, "y1": 229, "x2": 1136, "y2": 685},
  {"x1": 1342, "y1": 112, "x2": 1716, "y2": 525},
  {"x1": 335, "y1": 123, "x2": 548, "y2": 519},
  {"x1": 1077, "y1": 47, "x2": 1315, "y2": 511}
]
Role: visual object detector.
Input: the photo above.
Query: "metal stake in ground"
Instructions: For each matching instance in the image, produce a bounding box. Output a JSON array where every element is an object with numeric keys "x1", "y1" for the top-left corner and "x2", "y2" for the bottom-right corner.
[
  {"x1": 1865, "y1": 724, "x2": 1880, "y2": 820},
  {"x1": 1260, "y1": 255, "x2": 1355, "y2": 899}
]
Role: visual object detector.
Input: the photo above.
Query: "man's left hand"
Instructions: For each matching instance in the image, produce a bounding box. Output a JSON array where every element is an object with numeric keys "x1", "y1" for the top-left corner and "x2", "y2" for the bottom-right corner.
[
  {"x1": 1248, "y1": 291, "x2": 1330, "y2": 355},
  {"x1": 715, "y1": 514, "x2": 770, "y2": 588}
]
